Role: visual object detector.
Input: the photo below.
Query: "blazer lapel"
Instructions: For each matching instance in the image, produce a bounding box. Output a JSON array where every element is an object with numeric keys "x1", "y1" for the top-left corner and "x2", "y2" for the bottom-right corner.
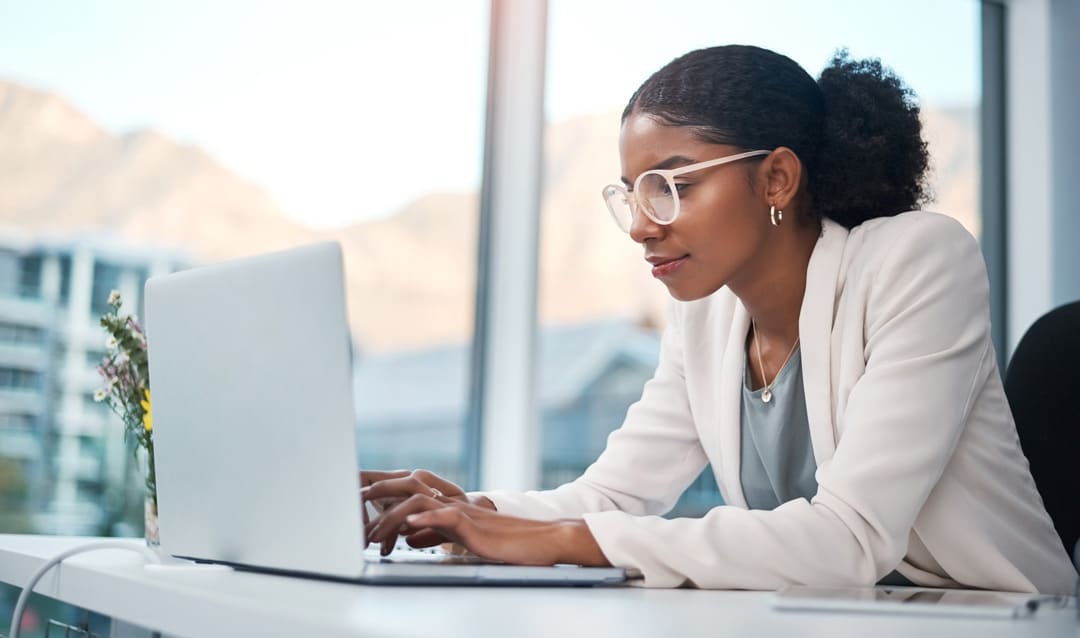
[
  {"x1": 799, "y1": 219, "x2": 848, "y2": 465},
  {"x1": 718, "y1": 299, "x2": 750, "y2": 508}
]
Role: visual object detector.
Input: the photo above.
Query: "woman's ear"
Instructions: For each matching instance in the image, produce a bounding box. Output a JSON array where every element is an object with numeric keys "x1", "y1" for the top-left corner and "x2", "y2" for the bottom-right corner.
[{"x1": 760, "y1": 146, "x2": 802, "y2": 210}]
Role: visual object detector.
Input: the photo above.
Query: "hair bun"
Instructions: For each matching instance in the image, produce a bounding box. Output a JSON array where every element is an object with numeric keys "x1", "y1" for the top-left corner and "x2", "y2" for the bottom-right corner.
[{"x1": 812, "y1": 50, "x2": 929, "y2": 227}]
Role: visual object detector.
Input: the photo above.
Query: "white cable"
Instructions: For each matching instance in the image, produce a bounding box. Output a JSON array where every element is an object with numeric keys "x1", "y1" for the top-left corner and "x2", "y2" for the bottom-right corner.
[{"x1": 9, "y1": 540, "x2": 161, "y2": 638}]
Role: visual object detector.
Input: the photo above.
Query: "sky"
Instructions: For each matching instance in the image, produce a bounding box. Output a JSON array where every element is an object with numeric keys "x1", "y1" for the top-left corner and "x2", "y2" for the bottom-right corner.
[{"x1": 0, "y1": 0, "x2": 980, "y2": 228}]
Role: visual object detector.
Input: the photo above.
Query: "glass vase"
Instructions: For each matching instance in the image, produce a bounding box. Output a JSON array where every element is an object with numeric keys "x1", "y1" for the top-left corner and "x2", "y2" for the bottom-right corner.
[{"x1": 144, "y1": 494, "x2": 160, "y2": 548}]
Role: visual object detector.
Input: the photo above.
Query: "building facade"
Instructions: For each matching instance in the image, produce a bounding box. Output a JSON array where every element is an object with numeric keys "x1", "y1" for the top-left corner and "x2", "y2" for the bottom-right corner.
[{"x1": 0, "y1": 229, "x2": 184, "y2": 535}]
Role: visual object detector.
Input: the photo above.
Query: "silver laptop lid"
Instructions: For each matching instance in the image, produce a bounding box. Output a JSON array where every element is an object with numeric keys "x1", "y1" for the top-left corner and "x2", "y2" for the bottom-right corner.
[{"x1": 145, "y1": 242, "x2": 366, "y2": 578}]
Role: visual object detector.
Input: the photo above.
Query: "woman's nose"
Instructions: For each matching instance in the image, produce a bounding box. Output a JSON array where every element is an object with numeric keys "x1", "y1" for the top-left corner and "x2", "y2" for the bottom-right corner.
[{"x1": 628, "y1": 204, "x2": 664, "y2": 244}]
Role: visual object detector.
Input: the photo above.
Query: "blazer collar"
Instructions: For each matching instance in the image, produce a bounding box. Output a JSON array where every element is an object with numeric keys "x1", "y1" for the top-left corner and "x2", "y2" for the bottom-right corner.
[
  {"x1": 716, "y1": 300, "x2": 750, "y2": 508},
  {"x1": 799, "y1": 218, "x2": 848, "y2": 465},
  {"x1": 716, "y1": 218, "x2": 849, "y2": 506}
]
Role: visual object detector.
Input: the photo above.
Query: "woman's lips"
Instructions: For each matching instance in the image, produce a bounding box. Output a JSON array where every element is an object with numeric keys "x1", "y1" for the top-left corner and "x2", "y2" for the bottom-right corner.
[{"x1": 650, "y1": 255, "x2": 689, "y2": 278}]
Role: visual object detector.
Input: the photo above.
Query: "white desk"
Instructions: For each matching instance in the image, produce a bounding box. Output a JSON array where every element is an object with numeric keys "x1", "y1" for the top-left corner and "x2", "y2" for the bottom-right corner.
[{"x1": 0, "y1": 535, "x2": 1075, "y2": 638}]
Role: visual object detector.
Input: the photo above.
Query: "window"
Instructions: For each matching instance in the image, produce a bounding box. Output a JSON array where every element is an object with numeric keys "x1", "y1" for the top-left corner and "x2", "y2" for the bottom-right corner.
[
  {"x1": 58, "y1": 254, "x2": 72, "y2": 307},
  {"x1": 0, "y1": 1, "x2": 488, "y2": 535},
  {"x1": 540, "y1": 0, "x2": 981, "y2": 514},
  {"x1": 85, "y1": 349, "x2": 108, "y2": 367},
  {"x1": 0, "y1": 413, "x2": 35, "y2": 432},
  {"x1": 0, "y1": 323, "x2": 45, "y2": 347},
  {"x1": 18, "y1": 255, "x2": 42, "y2": 299},
  {"x1": 78, "y1": 435, "x2": 105, "y2": 462},
  {"x1": 0, "y1": 367, "x2": 41, "y2": 392},
  {"x1": 90, "y1": 261, "x2": 123, "y2": 318},
  {"x1": 0, "y1": 460, "x2": 36, "y2": 548}
]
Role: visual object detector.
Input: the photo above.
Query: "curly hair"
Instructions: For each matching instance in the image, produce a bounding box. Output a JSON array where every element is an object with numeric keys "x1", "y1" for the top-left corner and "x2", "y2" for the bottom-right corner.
[{"x1": 622, "y1": 45, "x2": 930, "y2": 229}]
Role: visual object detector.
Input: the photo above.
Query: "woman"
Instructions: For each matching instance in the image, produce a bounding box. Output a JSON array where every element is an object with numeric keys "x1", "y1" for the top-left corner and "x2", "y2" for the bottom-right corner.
[{"x1": 362, "y1": 45, "x2": 1075, "y2": 594}]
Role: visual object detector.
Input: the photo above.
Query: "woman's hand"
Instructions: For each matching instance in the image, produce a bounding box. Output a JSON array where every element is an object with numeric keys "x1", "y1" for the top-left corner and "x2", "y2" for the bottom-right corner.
[
  {"x1": 359, "y1": 469, "x2": 495, "y2": 555},
  {"x1": 363, "y1": 494, "x2": 610, "y2": 567}
]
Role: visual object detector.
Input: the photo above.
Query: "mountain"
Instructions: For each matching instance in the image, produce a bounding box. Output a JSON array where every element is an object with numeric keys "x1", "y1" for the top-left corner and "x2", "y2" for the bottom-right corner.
[
  {"x1": 0, "y1": 79, "x2": 977, "y2": 351},
  {"x1": 0, "y1": 82, "x2": 317, "y2": 259}
]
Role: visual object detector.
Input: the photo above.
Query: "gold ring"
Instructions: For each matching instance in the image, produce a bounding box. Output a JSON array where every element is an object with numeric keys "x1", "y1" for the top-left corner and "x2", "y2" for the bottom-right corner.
[{"x1": 430, "y1": 488, "x2": 443, "y2": 499}]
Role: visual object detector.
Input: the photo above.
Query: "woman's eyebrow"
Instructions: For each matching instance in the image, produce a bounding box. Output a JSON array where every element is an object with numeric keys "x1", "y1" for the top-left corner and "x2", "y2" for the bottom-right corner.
[{"x1": 620, "y1": 155, "x2": 698, "y2": 184}]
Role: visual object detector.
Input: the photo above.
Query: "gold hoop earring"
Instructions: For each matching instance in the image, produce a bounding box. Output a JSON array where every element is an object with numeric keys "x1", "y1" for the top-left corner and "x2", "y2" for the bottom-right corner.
[{"x1": 770, "y1": 205, "x2": 783, "y2": 227}]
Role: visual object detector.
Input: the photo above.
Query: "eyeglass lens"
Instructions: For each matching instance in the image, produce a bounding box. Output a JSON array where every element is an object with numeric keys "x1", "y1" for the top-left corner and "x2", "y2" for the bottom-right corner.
[
  {"x1": 603, "y1": 174, "x2": 678, "y2": 232},
  {"x1": 637, "y1": 173, "x2": 676, "y2": 222}
]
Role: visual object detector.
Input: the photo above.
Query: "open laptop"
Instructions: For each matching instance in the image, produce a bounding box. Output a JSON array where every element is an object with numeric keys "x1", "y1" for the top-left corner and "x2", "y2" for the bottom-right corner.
[{"x1": 144, "y1": 241, "x2": 626, "y2": 586}]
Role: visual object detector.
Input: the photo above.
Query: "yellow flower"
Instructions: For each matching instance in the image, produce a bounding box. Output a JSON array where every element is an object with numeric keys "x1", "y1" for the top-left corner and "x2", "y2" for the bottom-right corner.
[{"x1": 141, "y1": 389, "x2": 153, "y2": 432}]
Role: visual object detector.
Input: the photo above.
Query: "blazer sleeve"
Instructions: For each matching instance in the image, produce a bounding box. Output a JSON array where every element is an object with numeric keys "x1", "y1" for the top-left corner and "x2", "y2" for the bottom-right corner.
[
  {"x1": 479, "y1": 303, "x2": 710, "y2": 520},
  {"x1": 580, "y1": 217, "x2": 995, "y2": 588}
]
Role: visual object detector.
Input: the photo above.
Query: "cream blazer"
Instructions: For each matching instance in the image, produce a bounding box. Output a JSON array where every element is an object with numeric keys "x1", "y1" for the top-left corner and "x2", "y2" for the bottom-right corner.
[{"x1": 485, "y1": 212, "x2": 1076, "y2": 594}]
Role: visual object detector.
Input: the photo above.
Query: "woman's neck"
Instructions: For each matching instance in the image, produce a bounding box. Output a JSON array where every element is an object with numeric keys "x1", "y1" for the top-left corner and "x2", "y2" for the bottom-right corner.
[{"x1": 729, "y1": 218, "x2": 821, "y2": 344}]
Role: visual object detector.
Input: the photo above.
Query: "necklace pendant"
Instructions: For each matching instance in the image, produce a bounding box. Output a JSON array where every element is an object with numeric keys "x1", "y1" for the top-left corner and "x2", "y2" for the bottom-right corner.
[{"x1": 761, "y1": 388, "x2": 773, "y2": 403}]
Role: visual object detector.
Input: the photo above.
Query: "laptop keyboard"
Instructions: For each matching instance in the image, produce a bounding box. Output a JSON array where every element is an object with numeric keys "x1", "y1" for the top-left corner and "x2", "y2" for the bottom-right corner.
[{"x1": 363, "y1": 539, "x2": 500, "y2": 565}]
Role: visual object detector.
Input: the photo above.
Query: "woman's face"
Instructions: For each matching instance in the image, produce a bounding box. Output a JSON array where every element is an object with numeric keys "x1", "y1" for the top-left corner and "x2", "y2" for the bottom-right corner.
[{"x1": 619, "y1": 112, "x2": 772, "y2": 301}]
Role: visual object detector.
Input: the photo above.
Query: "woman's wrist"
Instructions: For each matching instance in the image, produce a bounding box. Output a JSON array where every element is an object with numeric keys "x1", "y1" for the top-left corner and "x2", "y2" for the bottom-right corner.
[{"x1": 554, "y1": 519, "x2": 610, "y2": 567}]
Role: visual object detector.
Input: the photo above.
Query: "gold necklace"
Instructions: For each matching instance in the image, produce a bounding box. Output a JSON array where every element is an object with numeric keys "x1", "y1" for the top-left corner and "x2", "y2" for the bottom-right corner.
[{"x1": 751, "y1": 318, "x2": 800, "y2": 404}]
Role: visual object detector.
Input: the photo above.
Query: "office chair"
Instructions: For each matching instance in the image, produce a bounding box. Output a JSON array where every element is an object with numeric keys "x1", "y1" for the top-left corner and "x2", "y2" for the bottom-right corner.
[{"x1": 1004, "y1": 300, "x2": 1080, "y2": 559}]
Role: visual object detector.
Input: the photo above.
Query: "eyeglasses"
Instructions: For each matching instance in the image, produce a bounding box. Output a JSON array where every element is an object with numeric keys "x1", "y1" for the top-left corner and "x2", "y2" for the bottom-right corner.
[{"x1": 601, "y1": 149, "x2": 771, "y2": 233}]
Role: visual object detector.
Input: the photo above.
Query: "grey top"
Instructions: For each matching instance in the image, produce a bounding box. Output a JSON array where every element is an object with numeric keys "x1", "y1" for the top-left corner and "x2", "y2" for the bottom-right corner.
[
  {"x1": 738, "y1": 347, "x2": 913, "y2": 587},
  {"x1": 740, "y1": 347, "x2": 817, "y2": 510}
]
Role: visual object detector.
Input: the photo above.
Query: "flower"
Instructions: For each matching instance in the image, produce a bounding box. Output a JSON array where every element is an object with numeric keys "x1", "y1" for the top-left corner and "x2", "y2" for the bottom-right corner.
[
  {"x1": 96, "y1": 291, "x2": 156, "y2": 504},
  {"x1": 140, "y1": 389, "x2": 153, "y2": 432}
]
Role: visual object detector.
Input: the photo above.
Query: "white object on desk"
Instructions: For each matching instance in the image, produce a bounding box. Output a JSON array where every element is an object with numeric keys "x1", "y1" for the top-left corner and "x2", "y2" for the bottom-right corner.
[{"x1": 773, "y1": 585, "x2": 1068, "y2": 619}]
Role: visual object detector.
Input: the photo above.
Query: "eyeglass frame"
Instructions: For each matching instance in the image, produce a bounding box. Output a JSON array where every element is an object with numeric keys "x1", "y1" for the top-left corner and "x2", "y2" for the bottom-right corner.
[{"x1": 601, "y1": 149, "x2": 772, "y2": 232}]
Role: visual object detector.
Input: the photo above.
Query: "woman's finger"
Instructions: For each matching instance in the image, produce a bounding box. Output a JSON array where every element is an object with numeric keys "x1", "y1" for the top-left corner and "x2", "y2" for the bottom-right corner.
[
  {"x1": 408, "y1": 469, "x2": 466, "y2": 498},
  {"x1": 408, "y1": 508, "x2": 573, "y2": 565},
  {"x1": 362, "y1": 469, "x2": 466, "y2": 502},
  {"x1": 404, "y1": 528, "x2": 445, "y2": 548},
  {"x1": 366, "y1": 494, "x2": 447, "y2": 554},
  {"x1": 359, "y1": 469, "x2": 410, "y2": 488},
  {"x1": 401, "y1": 503, "x2": 499, "y2": 549},
  {"x1": 404, "y1": 508, "x2": 474, "y2": 548},
  {"x1": 360, "y1": 497, "x2": 401, "y2": 534},
  {"x1": 366, "y1": 494, "x2": 440, "y2": 541},
  {"x1": 362, "y1": 475, "x2": 444, "y2": 503},
  {"x1": 382, "y1": 534, "x2": 395, "y2": 557}
]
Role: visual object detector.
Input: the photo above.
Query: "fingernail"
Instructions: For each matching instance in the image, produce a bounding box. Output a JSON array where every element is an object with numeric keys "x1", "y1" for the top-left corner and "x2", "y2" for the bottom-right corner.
[{"x1": 406, "y1": 514, "x2": 420, "y2": 524}]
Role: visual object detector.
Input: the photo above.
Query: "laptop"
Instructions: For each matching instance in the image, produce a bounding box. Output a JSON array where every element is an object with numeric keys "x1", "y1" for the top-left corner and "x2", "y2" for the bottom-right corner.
[{"x1": 144, "y1": 241, "x2": 627, "y2": 586}]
